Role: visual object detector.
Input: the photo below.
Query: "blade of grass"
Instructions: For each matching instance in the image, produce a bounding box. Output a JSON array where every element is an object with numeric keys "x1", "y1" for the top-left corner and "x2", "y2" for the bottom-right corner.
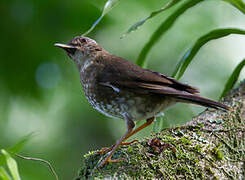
[
  {"x1": 136, "y1": 0, "x2": 204, "y2": 68},
  {"x1": 220, "y1": 58, "x2": 245, "y2": 99},
  {"x1": 8, "y1": 133, "x2": 34, "y2": 153},
  {"x1": 121, "y1": 0, "x2": 182, "y2": 38},
  {"x1": 172, "y1": 28, "x2": 245, "y2": 80},
  {"x1": 123, "y1": 0, "x2": 245, "y2": 39},
  {"x1": 0, "y1": 167, "x2": 12, "y2": 180},
  {"x1": 83, "y1": 0, "x2": 120, "y2": 36},
  {"x1": 1, "y1": 150, "x2": 21, "y2": 180},
  {"x1": 153, "y1": 115, "x2": 164, "y2": 133},
  {"x1": 0, "y1": 133, "x2": 34, "y2": 166},
  {"x1": 223, "y1": 0, "x2": 245, "y2": 14}
]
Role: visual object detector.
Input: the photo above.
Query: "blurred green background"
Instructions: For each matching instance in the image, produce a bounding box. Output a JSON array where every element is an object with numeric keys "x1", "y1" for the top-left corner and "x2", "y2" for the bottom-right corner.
[{"x1": 1, "y1": 0, "x2": 245, "y2": 179}]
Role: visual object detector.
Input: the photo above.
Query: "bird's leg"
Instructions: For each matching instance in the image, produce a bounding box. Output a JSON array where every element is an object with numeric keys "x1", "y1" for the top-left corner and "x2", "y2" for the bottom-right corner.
[
  {"x1": 122, "y1": 116, "x2": 155, "y2": 142},
  {"x1": 96, "y1": 116, "x2": 135, "y2": 168},
  {"x1": 120, "y1": 140, "x2": 138, "y2": 145},
  {"x1": 97, "y1": 117, "x2": 155, "y2": 154}
]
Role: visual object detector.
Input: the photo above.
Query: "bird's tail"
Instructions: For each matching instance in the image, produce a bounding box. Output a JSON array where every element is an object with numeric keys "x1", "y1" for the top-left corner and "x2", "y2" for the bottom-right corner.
[{"x1": 176, "y1": 94, "x2": 231, "y2": 111}]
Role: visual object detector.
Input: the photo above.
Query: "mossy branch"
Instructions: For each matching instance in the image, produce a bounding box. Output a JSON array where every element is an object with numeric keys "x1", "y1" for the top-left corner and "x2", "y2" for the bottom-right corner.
[{"x1": 76, "y1": 81, "x2": 245, "y2": 179}]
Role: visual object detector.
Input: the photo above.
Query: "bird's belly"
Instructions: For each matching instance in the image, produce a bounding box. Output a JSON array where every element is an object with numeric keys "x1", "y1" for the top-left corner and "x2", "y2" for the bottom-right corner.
[
  {"x1": 83, "y1": 84, "x2": 175, "y2": 121},
  {"x1": 122, "y1": 95, "x2": 176, "y2": 121}
]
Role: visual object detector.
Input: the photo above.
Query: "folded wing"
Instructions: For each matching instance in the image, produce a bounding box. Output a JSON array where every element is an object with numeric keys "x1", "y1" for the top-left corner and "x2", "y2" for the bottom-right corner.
[{"x1": 98, "y1": 55, "x2": 230, "y2": 110}]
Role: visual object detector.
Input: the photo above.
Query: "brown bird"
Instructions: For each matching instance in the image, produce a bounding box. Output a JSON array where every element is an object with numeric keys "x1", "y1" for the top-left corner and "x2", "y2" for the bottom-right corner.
[{"x1": 55, "y1": 36, "x2": 230, "y2": 168}]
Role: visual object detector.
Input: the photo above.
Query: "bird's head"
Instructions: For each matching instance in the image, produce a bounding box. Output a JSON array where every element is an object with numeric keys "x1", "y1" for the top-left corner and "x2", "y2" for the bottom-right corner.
[{"x1": 55, "y1": 36, "x2": 103, "y2": 63}]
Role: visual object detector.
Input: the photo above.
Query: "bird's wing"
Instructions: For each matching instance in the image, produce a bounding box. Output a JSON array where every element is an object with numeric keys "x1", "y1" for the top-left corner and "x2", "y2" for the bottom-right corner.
[
  {"x1": 97, "y1": 55, "x2": 230, "y2": 110},
  {"x1": 97, "y1": 55, "x2": 199, "y2": 95}
]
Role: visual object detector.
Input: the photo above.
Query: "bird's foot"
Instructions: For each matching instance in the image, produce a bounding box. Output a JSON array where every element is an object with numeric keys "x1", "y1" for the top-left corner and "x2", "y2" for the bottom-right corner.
[
  {"x1": 97, "y1": 139, "x2": 138, "y2": 154},
  {"x1": 97, "y1": 147, "x2": 112, "y2": 154},
  {"x1": 98, "y1": 156, "x2": 126, "y2": 168},
  {"x1": 91, "y1": 156, "x2": 126, "y2": 176}
]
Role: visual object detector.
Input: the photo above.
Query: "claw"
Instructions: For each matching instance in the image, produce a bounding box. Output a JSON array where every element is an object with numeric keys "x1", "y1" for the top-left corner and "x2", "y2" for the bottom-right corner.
[{"x1": 97, "y1": 147, "x2": 112, "y2": 154}]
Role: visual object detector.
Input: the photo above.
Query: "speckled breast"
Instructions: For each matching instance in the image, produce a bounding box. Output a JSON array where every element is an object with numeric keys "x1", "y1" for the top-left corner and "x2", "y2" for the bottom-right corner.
[
  {"x1": 79, "y1": 63, "x2": 175, "y2": 121},
  {"x1": 82, "y1": 80, "x2": 174, "y2": 121}
]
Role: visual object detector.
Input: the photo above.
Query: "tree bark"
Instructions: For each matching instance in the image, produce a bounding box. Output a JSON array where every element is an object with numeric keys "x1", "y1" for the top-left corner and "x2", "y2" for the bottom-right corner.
[{"x1": 76, "y1": 81, "x2": 245, "y2": 179}]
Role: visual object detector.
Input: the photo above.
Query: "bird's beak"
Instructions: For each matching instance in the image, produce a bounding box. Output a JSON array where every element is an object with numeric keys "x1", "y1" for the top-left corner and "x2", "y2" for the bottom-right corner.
[
  {"x1": 54, "y1": 43, "x2": 76, "y2": 49},
  {"x1": 54, "y1": 43, "x2": 77, "y2": 55}
]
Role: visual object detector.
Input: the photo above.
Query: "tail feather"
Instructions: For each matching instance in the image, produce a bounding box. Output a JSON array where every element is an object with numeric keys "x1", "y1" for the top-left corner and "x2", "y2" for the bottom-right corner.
[{"x1": 176, "y1": 94, "x2": 231, "y2": 111}]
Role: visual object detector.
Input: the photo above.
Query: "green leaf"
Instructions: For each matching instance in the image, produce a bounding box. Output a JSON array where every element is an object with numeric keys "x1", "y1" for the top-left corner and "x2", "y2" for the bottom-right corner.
[
  {"x1": 0, "y1": 167, "x2": 12, "y2": 180},
  {"x1": 223, "y1": 0, "x2": 245, "y2": 14},
  {"x1": 220, "y1": 58, "x2": 245, "y2": 99},
  {"x1": 1, "y1": 150, "x2": 20, "y2": 180},
  {"x1": 172, "y1": 28, "x2": 245, "y2": 80},
  {"x1": 121, "y1": 0, "x2": 182, "y2": 38},
  {"x1": 136, "y1": 0, "x2": 204, "y2": 68},
  {"x1": 83, "y1": 0, "x2": 120, "y2": 36},
  {"x1": 8, "y1": 133, "x2": 34, "y2": 153},
  {"x1": 0, "y1": 133, "x2": 34, "y2": 166},
  {"x1": 153, "y1": 115, "x2": 164, "y2": 133}
]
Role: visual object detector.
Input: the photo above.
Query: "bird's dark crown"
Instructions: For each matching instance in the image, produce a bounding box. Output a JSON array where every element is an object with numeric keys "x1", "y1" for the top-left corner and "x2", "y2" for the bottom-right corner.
[
  {"x1": 69, "y1": 36, "x2": 103, "y2": 55},
  {"x1": 68, "y1": 36, "x2": 97, "y2": 47}
]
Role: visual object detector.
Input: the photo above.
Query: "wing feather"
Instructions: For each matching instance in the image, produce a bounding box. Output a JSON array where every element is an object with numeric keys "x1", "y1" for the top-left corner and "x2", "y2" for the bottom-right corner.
[
  {"x1": 96, "y1": 55, "x2": 230, "y2": 110},
  {"x1": 97, "y1": 54, "x2": 199, "y2": 95}
]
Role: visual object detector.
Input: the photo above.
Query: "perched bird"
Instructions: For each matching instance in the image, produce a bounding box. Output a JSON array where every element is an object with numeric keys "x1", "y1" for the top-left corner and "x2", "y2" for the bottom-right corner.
[{"x1": 55, "y1": 36, "x2": 230, "y2": 168}]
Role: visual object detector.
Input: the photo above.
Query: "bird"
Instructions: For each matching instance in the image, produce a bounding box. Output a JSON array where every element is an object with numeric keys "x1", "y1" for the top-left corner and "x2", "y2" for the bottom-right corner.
[{"x1": 54, "y1": 36, "x2": 230, "y2": 168}]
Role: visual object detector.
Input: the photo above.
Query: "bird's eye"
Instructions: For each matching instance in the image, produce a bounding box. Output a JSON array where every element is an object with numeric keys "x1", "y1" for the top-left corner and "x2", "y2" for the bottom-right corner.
[{"x1": 80, "y1": 38, "x2": 87, "y2": 43}]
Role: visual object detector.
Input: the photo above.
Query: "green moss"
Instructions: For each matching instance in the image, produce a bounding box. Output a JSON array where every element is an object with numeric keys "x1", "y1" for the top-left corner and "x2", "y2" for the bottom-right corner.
[
  {"x1": 212, "y1": 143, "x2": 224, "y2": 160},
  {"x1": 127, "y1": 146, "x2": 133, "y2": 153}
]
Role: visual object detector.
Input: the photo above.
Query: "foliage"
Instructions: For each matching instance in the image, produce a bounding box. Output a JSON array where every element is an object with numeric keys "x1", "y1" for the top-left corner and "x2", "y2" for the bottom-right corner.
[
  {"x1": 135, "y1": 0, "x2": 205, "y2": 68},
  {"x1": 0, "y1": 134, "x2": 33, "y2": 166},
  {"x1": 83, "y1": 0, "x2": 120, "y2": 36},
  {"x1": 0, "y1": 149, "x2": 59, "y2": 180},
  {"x1": 172, "y1": 28, "x2": 245, "y2": 80},
  {"x1": 0, "y1": 149, "x2": 21, "y2": 180},
  {"x1": 224, "y1": 0, "x2": 245, "y2": 14},
  {"x1": 220, "y1": 58, "x2": 245, "y2": 98},
  {"x1": 121, "y1": 0, "x2": 182, "y2": 38}
]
